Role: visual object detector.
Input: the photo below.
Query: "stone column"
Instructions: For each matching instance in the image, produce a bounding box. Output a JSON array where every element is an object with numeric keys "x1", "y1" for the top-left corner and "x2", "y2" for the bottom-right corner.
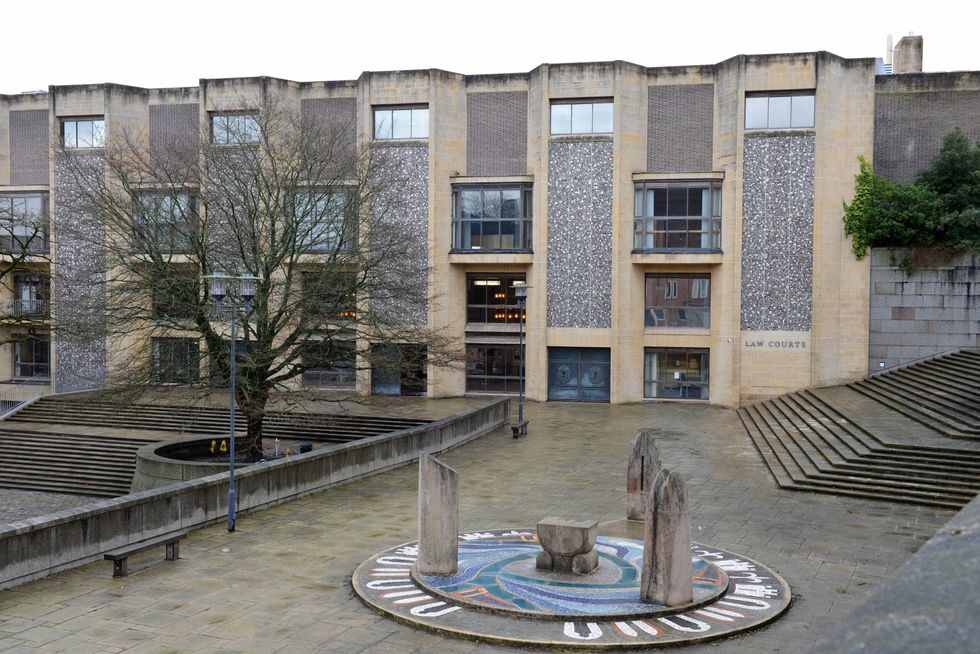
[
  {"x1": 627, "y1": 429, "x2": 662, "y2": 521},
  {"x1": 640, "y1": 468, "x2": 693, "y2": 606},
  {"x1": 417, "y1": 453, "x2": 458, "y2": 575}
]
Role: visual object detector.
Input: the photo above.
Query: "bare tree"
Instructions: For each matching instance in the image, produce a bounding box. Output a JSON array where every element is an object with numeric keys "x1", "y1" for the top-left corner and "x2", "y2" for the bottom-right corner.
[
  {"x1": 0, "y1": 195, "x2": 52, "y2": 349},
  {"x1": 55, "y1": 94, "x2": 456, "y2": 460}
]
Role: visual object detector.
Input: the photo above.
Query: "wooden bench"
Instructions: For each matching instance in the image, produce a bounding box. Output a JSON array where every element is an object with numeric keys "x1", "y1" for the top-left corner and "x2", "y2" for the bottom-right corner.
[
  {"x1": 511, "y1": 420, "x2": 529, "y2": 438},
  {"x1": 104, "y1": 530, "x2": 188, "y2": 578}
]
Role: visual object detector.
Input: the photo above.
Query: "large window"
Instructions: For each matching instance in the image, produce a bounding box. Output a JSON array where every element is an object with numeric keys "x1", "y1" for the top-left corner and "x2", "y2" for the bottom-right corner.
[
  {"x1": 62, "y1": 118, "x2": 105, "y2": 148},
  {"x1": 13, "y1": 334, "x2": 49, "y2": 379},
  {"x1": 152, "y1": 337, "x2": 200, "y2": 383},
  {"x1": 153, "y1": 268, "x2": 198, "y2": 321},
  {"x1": 134, "y1": 193, "x2": 197, "y2": 253},
  {"x1": 374, "y1": 106, "x2": 429, "y2": 140},
  {"x1": 302, "y1": 270, "x2": 357, "y2": 325},
  {"x1": 452, "y1": 185, "x2": 532, "y2": 252},
  {"x1": 302, "y1": 341, "x2": 356, "y2": 388},
  {"x1": 11, "y1": 272, "x2": 50, "y2": 318},
  {"x1": 645, "y1": 274, "x2": 710, "y2": 328},
  {"x1": 644, "y1": 348, "x2": 709, "y2": 399},
  {"x1": 292, "y1": 189, "x2": 354, "y2": 253},
  {"x1": 0, "y1": 194, "x2": 48, "y2": 253},
  {"x1": 633, "y1": 181, "x2": 721, "y2": 251},
  {"x1": 745, "y1": 93, "x2": 814, "y2": 130},
  {"x1": 466, "y1": 274, "x2": 525, "y2": 324},
  {"x1": 550, "y1": 100, "x2": 613, "y2": 135},
  {"x1": 211, "y1": 113, "x2": 260, "y2": 144},
  {"x1": 466, "y1": 344, "x2": 522, "y2": 394}
]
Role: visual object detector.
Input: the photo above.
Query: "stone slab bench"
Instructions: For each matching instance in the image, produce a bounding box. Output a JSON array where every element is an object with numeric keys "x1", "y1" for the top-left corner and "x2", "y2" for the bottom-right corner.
[
  {"x1": 103, "y1": 530, "x2": 187, "y2": 578},
  {"x1": 511, "y1": 420, "x2": 529, "y2": 438}
]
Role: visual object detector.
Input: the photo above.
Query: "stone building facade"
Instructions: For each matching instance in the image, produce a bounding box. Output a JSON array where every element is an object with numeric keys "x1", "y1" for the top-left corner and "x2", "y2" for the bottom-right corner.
[{"x1": 0, "y1": 42, "x2": 976, "y2": 406}]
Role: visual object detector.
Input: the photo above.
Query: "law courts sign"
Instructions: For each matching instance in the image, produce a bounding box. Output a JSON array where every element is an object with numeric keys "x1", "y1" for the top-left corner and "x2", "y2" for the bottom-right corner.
[{"x1": 740, "y1": 331, "x2": 811, "y2": 351}]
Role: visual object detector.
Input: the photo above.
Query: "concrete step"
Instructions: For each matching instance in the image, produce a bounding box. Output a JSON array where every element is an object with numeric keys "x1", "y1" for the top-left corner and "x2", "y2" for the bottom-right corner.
[
  {"x1": 863, "y1": 375, "x2": 980, "y2": 422},
  {"x1": 851, "y1": 381, "x2": 978, "y2": 439},
  {"x1": 886, "y1": 367, "x2": 980, "y2": 402}
]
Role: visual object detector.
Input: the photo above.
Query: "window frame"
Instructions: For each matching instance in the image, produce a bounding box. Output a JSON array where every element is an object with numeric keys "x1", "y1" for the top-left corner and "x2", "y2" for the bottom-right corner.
[
  {"x1": 465, "y1": 343, "x2": 523, "y2": 394},
  {"x1": 550, "y1": 99, "x2": 614, "y2": 136},
  {"x1": 373, "y1": 105, "x2": 429, "y2": 140},
  {"x1": 0, "y1": 193, "x2": 49, "y2": 254},
  {"x1": 643, "y1": 348, "x2": 709, "y2": 400},
  {"x1": 13, "y1": 332, "x2": 50, "y2": 379},
  {"x1": 744, "y1": 92, "x2": 815, "y2": 130},
  {"x1": 451, "y1": 183, "x2": 533, "y2": 252},
  {"x1": 133, "y1": 191, "x2": 199, "y2": 254},
  {"x1": 633, "y1": 181, "x2": 722, "y2": 252},
  {"x1": 465, "y1": 273, "x2": 527, "y2": 325},
  {"x1": 151, "y1": 337, "x2": 201, "y2": 383},
  {"x1": 302, "y1": 340, "x2": 356, "y2": 388},
  {"x1": 210, "y1": 112, "x2": 261, "y2": 145},
  {"x1": 61, "y1": 117, "x2": 106, "y2": 149},
  {"x1": 291, "y1": 188, "x2": 356, "y2": 254},
  {"x1": 644, "y1": 273, "x2": 711, "y2": 329}
]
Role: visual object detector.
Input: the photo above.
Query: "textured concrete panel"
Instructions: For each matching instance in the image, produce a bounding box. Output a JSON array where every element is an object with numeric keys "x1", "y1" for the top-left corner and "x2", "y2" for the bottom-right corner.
[
  {"x1": 54, "y1": 153, "x2": 107, "y2": 392},
  {"x1": 149, "y1": 104, "x2": 199, "y2": 160},
  {"x1": 547, "y1": 140, "x2": 613, "y2": 328},
  {"x1": 371, "y1": 145, "x2": 428, "y2": 326},
  {"x1": 874, "y1": 89, "x2": 980, "y2": 182},
  {"x1": 467, "y1": 92, "x2": 527, "y2": 177},
  {"x1": 867, "y1": 249, "x2": 978, "y2": 371},
  {"x1": 740, "y1": 133, "x2": 814, "y2": 331},
  {"x1": 10, "y1": 110, "x2": 49, "y2": 185},
  {"x1": 647, "y1": 84, "x2": 713, "y2": 173},
  {"x1": 301, "y1": 97, "x2": 357, "y2": 161}
]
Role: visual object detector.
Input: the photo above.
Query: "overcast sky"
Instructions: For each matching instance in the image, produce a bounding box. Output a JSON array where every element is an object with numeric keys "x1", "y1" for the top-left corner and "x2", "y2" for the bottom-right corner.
[{"x1": 3, "y1": 0, "x2": 977, "y2": 94}]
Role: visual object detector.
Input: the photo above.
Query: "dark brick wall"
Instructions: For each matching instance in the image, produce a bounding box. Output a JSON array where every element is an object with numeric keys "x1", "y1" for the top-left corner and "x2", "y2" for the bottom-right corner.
[
  {"x1": 647, "y1": 84, "x2": 713, "y2": 173},
  {"x1": 467, "y1": 92, "x2": 527, "y2": 177},
  {"x1": 10, "y1": 110, "x2": 49, "y2": 185},
  {"x1": 301, "y1": 97, "x2": 357, "y2": 160},
  {"x1": 149, "y1": 104, "x2": 199, "y2": 159},
  {"x1": 873, "y1": 89, "x2": 980, "y2": 183}
]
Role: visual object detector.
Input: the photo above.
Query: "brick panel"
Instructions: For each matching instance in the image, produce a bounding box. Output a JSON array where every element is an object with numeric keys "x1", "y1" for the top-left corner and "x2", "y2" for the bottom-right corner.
[
  {"x1": 647, "y1": 84, "x2": 713, "y2": 172},
  {"x1": 301, "y1": 97, "x2": 357, "y2": 160},
  {"x1": 10, "y1": 110, "x2": 49, "y2": 185},
  {"x1": 149, "y1": 104, "x2": 199, "y2": 159},
  {"x1": 467, "y1": 92, "x2": 527, "y2": 177}
]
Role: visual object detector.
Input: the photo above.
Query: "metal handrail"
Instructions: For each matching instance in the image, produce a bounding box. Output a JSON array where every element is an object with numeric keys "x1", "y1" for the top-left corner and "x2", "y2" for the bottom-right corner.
[{"x1": 0, "y1": 382, "x2": 50, "y2": 419}]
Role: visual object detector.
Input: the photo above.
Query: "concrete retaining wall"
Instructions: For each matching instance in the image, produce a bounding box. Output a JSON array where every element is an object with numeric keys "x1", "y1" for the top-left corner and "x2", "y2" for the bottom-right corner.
[
  {"x1": 868, "y1": 248, "x2": 978, "y2": 372},
  {"x1": 0, "y1": 398, "x2": 510, "y2": 589}
]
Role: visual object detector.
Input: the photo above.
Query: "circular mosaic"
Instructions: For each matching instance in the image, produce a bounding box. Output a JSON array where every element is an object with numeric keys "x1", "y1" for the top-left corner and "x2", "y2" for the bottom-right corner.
[
  {"x1": 412, "y1": 531, "x2": 727, "y2": 619},
  {"x1": 352, "y1": 528, "x2": 792, "y2": 649}
]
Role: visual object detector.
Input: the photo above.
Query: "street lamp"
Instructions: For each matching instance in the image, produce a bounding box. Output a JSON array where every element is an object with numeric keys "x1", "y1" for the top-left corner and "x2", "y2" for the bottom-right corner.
[
  {"x1": 204, "y1": 272, "x2": 259, "y2": 533},
  {"x1": 513, "y1": 282, "x2": 530, "y2": 438}
]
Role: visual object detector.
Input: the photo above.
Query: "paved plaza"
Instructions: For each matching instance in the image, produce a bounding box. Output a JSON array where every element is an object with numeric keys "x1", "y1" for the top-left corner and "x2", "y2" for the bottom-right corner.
[{"x1": 0, "y1": 400, "x2": 953, "y2": 653}]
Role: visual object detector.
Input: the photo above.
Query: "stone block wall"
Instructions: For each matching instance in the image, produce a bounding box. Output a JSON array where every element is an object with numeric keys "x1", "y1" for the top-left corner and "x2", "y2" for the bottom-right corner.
[{"x1": 868, "y1": 248, "x2": 978, "y2": 371}]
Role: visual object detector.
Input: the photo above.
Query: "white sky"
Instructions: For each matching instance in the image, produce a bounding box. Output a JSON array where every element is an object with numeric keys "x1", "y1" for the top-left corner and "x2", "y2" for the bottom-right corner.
[{"x1": 3, "y1": 0, "x2": 978, "y2": 94}]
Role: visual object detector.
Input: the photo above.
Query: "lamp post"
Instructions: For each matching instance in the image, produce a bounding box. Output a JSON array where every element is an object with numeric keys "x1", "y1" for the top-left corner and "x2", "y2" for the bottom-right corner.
[
  {"x1": 204, "y1": 272, "x2": 259, "y2": 533},
  {"x1": 513, "y1": 282, "x2": 530, "y2": 436}
]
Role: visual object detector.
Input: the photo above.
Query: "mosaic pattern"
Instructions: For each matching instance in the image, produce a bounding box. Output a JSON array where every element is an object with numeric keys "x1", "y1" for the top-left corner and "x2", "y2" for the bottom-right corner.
[
  {"x1": 547, "y1": 140, "x2": 613, "y2": 329},
  {"x1": 54, "y1": 153, "x2": 108, "y2": 393},
  {"x1": 740, "y1": 133, "x2": 814, "y2": 331},
  {"x1": 370, "y1": 145, "x2": 429, "y2": 327},
  {"x1": 415, "y1": 531, "x2": 726, "y2": 617},
  {"x1": 353, "y1": 529, "x2": 791, "y2": 649}
]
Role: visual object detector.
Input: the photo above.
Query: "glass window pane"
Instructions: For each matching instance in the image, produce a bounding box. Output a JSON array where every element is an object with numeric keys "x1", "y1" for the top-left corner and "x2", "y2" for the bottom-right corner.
[
  {"x1": 411, "y1": 109, "x2": 429, "y2": 138},
  {"x1": 550, "y1": 104, "x2": 571, "y2": 135},
  {"x1": 654, "y1": 188, "x2": 667, "y2": 216},
  {"x1": 500, "y1": 190, "x2": 519, "y2": 219},
  {"x1": 77, "y1": 121, "x2": 93, "y2": 148},
  {"x1": 63, "y1": 121, "x2": 77, "y2": 148},
  {"x1": 482, "y1": 191, "x2": 500, "y2": 219},
  {"x1": 213, "y1": 116, "x2": 228, "y2": 143},
  {"x1": 571, "y1": 103, "x2": 592, "y2": 134},
  {"x1": 667, "y1": 187, "x2": 688, "y2": 216},
  {"x1": 634, "y1": 190, "x2": 643, "y2": 218},
  {"x1": 688, "y1": 188, "x2": 703, "y2": 217},
  {"x1": 791, "y1": 95, "x2": 815, "y2": 128},
  {"x1": 242, "y1": 115, "x2": 260, "y2": 142},
  {"x1": 461, "y1": 191, "x2": 481, "y2": 219},
  {"x1": 745, "y1": 97, "x2": 768, "y2": 129},
  {"x1": 391, "y1": 109, "x2": 412, "y2": 139},
  {"x1": 374, "y1": 110, "x2": 391, "y2": 139},
  {"x1": 712, "y1": 185, "x2": 722, "y2": 217},
  {"x1": 768, "y1": 97, "x2": 792, "y2": 129},
  {"x1": 92, "y1": 120, "x2": 106, "y2": 147},
  {"x1": 591, "y1": 102, "x2": 613, "y2": 133}
]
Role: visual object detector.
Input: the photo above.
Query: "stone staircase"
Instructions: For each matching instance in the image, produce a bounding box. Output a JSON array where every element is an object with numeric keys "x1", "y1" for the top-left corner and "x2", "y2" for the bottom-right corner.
[
  {"x1": 850, "y1": 350, "x2": 980, "y2": 440},
  {"x1": 739, "y1": 351, "x2": 980, "y2": 509},
  {"x1": 0, "y1": 430, "x2": 148, "y2": 497},
  {"x1": 0, "y1": 397, "x2": 431, "y2": 498}
]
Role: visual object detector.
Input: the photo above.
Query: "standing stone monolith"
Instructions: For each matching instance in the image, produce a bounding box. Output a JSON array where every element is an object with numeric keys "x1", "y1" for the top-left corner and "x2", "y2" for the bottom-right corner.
[
  {"x1": 417, "y1": 454, "x2": 458, "y2": 575},
  {"x1": 627, "y1": 430, "x2": 662, "y2": 521},
  {"x1": 640, "y1": 468, "x2": 693, "y2": 606}
]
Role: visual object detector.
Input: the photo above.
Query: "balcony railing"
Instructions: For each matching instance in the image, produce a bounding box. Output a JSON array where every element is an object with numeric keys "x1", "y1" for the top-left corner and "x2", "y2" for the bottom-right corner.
[
  {"x1": 0, "y1": 299, "x2": 50, "y2": 319},
  {"x1": 13, "y1": 362, "x2": 49, "y2": 379}
]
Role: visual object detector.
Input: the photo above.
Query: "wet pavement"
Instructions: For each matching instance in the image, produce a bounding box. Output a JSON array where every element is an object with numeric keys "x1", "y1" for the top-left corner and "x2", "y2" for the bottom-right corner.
[{"x1": 0, "y1": 399, "x2": 954, "y2": 653}]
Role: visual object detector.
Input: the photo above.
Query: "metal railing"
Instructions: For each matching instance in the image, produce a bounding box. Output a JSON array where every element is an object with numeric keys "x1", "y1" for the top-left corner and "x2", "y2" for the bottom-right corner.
[
  {"x1": 0, "y1": 299, "x2": 50, "y2": 319},
  {"x1": 0, "y1": 381, "x2": 50, "y2": 419}
]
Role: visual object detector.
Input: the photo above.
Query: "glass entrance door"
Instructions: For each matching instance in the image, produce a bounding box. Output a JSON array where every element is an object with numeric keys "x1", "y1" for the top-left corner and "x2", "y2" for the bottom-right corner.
[{"x1": 547, "y1": 347, "x2": 610, "y2": 402}]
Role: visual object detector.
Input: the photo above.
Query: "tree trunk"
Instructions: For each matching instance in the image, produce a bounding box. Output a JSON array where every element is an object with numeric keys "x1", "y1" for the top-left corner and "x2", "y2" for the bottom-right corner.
[{"x1": 242, "y1": 388, "x2": 269, "y2": 462}]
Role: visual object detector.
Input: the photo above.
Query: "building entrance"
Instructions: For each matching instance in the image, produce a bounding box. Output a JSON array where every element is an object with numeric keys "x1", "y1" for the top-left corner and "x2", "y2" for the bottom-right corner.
[{"x1": 547, "y1": 347, "x2": 610, "y2": 402}]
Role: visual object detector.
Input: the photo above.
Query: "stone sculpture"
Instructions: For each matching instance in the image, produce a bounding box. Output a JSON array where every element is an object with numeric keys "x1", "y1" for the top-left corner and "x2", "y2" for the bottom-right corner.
[
  {"x1": 627, "y1": 429, "x2": 662, "y2": 521},
  {"x1": 417, "y1": 453, "x2": 458, "y2": 575},
  {"x1": 536, "y1": 517, "x2": 599, "y2": 575},
  {"x1": 640, "y1": 468, "x2": 693, "y2": 606}
]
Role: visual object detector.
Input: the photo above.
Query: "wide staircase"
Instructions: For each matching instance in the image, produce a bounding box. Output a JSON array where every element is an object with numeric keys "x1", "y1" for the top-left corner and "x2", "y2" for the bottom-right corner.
[
  {"x1": 739, "y1": 350, "x2": 980, "y2": 509},
  {"x1": 0, "y1": 398, "x2": 430, "y2": 498}
]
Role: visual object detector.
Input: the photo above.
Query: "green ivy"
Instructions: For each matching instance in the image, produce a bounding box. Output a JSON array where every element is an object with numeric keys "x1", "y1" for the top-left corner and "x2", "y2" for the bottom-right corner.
[{"x1": 843, "y1": 129, "x2": 980, "y2": 260}]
